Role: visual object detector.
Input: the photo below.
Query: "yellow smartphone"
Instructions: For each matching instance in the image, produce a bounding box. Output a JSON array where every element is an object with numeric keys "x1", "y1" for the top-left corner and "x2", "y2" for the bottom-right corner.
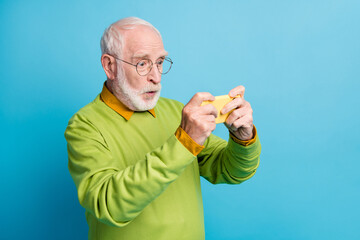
[{"x1": 201, "y1": 95, "x2": 240, "y2": 123}]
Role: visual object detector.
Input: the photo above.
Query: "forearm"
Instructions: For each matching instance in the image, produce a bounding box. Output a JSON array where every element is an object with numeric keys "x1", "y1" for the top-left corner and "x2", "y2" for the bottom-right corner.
[
  {"x1": 198, "y1": 132, "x2": 261, "y2": 184},
  {"x1": 222, "y1": 133, "x2": 261, "y2": 181},
  {"x1": 66, "y1": 121, "x2": 195, "y2": 227}
]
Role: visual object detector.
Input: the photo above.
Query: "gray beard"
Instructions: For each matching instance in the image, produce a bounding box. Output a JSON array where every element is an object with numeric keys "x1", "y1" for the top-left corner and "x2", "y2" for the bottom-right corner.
[{"x1": 114, "y1": 71, "x2": 161, "y2": 111}]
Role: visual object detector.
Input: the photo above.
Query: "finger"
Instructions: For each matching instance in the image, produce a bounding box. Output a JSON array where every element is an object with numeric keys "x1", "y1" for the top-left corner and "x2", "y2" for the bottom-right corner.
[
  {"x1": 225, "y1": 107, "x2": 248, "y2": 126},
  {"x1": 224, "y1": 122, "x2": 237, "y2": 132},
  {"x1": 221, "y1": 97, "x2": 245, "y2": 115},
  {"x1": 231, "y1": 115, "x2": 253, "y2": 130},
  {"x1": 203, "y1": 114, "x2": 216, "y2": 123},
  {"x1": 200, "y1": 103, "x2": 218, "y2": 118},
  {"x1": 188, "y1": 92, "x2": 215, "y2": 106},
  {"x1": 229, "y1": 85, "x2": 245, "y2": 98}
]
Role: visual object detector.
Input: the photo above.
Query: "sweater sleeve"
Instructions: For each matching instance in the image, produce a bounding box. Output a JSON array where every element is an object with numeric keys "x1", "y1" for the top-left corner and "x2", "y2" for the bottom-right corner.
[
  {"x1": 64, "y1": 114, "x2": 196, "y2": 228},
  {"x1": 197, "y1": 131, "x2": 261, "y2": 184}
]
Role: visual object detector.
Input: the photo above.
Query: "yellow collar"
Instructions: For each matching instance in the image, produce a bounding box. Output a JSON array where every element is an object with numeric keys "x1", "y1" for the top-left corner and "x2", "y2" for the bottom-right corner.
[{"x1": 100, "y1": 82, "x2": 156, "y2": 120}]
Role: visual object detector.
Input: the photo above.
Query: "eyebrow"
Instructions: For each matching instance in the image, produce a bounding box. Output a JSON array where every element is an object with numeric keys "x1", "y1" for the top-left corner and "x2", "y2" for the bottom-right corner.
[{"x1": 132, "y1": 51, "x2": 168, "y2": 60}]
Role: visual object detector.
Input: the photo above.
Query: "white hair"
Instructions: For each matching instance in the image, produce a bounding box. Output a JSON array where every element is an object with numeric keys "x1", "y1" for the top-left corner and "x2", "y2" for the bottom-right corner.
[{"x1": 100, "y1": 17, "x2": 162, "y2": 57}]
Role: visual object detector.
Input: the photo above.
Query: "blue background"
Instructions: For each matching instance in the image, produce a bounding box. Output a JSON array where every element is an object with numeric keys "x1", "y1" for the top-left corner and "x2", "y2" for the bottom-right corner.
[{"x1": 1, "y1": 0, "x2": 359, "y2": 239}]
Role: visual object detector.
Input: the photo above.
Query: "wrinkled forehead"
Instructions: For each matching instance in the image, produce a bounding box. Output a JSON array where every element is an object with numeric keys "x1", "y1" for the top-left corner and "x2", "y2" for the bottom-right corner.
[{"x1": 121, "y1": 25, "x2": 167, "y2": 58}]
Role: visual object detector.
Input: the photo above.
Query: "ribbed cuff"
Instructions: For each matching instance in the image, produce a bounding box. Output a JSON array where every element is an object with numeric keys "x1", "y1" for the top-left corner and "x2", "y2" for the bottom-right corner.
[
  {"x1": 230, "y1": 125, "x2": 257, "y2": 146},
  {"x1": 174, "y1": 126, "x2": 205, "y2": 156}
]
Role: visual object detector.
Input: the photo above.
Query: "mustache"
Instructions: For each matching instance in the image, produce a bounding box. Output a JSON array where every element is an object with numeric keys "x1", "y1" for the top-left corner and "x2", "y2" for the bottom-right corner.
[{"x1": 140, "y1": 83, "x2": 162, "y2": 93}]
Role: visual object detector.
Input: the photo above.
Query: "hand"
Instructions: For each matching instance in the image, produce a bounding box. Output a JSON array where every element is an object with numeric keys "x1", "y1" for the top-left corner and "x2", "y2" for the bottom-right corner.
[
  {"x1": 181, "y1": 92, "x2": 218, "y2": 145},
  {"x1": 221, "y1": 86, "x2": 254, "y2": 141}
]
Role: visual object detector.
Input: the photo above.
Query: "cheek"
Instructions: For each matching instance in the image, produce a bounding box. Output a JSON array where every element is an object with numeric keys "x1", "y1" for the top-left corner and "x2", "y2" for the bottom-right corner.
[
  {"x1": 124, "y1": 69, "x2": 145, "y2": 89},
  {"x1": 131, "y1": 77, "x2": 147, "y2": 90}
]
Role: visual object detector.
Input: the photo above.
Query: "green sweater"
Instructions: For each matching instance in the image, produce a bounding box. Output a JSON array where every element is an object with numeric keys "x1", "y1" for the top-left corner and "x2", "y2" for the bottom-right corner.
[{"x1": 65, "y1": 95, "x2": 261, "y2": 240}]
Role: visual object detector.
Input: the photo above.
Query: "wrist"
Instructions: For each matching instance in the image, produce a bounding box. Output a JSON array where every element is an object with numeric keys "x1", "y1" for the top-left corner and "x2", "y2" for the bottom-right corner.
[
  {"x1": 229, "y1": 126, "x2": 257, "y2": 146},
  {"x1": 231, "y1": 128, "x2": 253, "y2": 141}
]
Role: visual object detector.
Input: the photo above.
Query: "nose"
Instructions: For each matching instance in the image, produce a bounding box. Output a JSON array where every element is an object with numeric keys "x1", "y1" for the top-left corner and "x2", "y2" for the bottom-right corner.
[{"x1": 147, "y1": 64, "x2": 161, "y2": 84}]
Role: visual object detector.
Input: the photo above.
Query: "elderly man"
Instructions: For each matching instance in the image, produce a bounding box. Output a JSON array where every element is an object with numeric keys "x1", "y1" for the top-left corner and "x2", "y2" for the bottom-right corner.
[{"x1": 65, "y1": 17, "x2": 261, "y2": 240}]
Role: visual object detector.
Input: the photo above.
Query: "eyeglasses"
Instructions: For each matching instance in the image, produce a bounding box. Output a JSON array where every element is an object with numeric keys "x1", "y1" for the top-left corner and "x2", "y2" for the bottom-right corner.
[{"x1": 113, "y1": 55, "x2": 173, "y2": 76}]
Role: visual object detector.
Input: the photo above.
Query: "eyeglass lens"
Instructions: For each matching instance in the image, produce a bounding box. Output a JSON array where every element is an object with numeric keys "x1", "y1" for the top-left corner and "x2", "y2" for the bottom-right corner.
[{"x1": 136, "y1": 58, "x2": 172, "y2": 76}]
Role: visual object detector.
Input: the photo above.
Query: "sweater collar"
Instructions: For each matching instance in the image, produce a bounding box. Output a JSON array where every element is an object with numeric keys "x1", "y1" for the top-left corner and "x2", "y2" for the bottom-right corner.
[{"x1": 100, "y1": 82, "x2": 156, "y2": 120}]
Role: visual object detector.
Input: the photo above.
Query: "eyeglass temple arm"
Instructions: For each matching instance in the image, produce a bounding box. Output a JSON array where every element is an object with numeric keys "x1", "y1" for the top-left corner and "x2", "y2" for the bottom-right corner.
[{"x1": 114, "y1": 56, "x2": 137, "y2": 67}]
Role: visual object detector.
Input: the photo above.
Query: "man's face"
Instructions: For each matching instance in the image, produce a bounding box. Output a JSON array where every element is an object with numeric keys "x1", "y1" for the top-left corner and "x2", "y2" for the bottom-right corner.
[{"x1": 113, "y1": 25, "x2": 168, "y2": 111}]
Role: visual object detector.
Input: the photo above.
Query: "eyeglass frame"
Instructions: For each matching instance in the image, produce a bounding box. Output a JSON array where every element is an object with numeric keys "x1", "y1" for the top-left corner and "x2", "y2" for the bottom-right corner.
[{"x1": 111, "y1": 55, "x2": 173, "y2": 76}]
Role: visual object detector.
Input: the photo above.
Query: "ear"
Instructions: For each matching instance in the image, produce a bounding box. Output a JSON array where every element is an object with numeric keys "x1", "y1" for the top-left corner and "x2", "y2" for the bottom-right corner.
[{"x1": 101, "y1": 54, "x2": 117, "y2": 80}]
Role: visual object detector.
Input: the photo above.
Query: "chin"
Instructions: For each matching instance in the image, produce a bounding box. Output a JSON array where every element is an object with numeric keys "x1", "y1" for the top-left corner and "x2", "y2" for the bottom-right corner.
[{"x1": 132, "y1": 91, "x2": 161, "y2": 111}]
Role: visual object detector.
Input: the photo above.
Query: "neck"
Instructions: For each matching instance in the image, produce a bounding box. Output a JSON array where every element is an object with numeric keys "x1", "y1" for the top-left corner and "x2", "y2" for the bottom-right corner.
[{"x1": 105, "y1": 80, "x2": 114, "y2": 94}]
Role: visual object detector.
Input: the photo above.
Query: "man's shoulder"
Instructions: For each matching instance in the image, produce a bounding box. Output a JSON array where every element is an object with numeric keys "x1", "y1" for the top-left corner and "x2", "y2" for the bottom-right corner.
[{"x1": 66, "y1": 95, "x2": 106, "y2": 125}]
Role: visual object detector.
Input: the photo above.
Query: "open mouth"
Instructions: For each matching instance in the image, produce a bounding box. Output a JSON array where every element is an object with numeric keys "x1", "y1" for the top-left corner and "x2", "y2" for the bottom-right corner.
[
  {"x1": 145, "y1": 89, "x2": 159, "y2": 94},
  {"x1": 144, "y1": 91, "x2": 158, "y2": 96}
]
